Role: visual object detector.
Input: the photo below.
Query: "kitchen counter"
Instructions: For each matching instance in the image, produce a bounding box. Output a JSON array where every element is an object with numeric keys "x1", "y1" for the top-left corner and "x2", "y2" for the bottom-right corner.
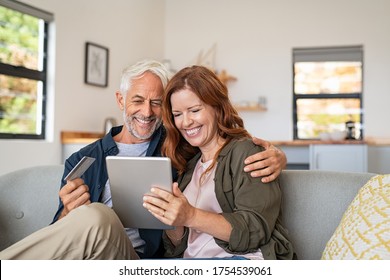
[
  {"x1": 271, "y1": 140, "x2": 366, "y2": 146},
  {"x1": 365, "y1": 137, "x2": 390, "y2": 146},
  {"x1": 61, "y1": 130, "x2": 390, "y2": 146},
  {"x1": 61, "y1": 131, "x2": 104, "y2": 144},
  {"x1": 272, "y1": 137, "x2": 390, "y2": 146},
  {"x1": 271, "y1": 138, "x2": 390, "y2": 174},
  {"x1": 60, "y1": 131, "x2": 390, "y2": 147},
  {"x1": 60, "y1": 131, "x2": 390, "y2": 173},
  {"x1": 61, "y1": 131, "x2": 104, "y2": 161}
]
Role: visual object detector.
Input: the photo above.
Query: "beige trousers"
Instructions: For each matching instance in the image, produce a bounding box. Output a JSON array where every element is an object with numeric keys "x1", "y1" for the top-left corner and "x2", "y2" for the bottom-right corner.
[{"x1": 0, "y1": 203, "x2": 139, "y2": 260}]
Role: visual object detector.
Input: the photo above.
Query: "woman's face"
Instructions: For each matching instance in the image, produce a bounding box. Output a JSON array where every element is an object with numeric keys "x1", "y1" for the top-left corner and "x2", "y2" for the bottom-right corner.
[{"x1": 170, "y1": 88, "x2": 221, "y2": 157}]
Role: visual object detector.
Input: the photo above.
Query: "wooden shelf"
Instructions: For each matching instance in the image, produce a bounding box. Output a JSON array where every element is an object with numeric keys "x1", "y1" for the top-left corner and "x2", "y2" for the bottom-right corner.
[
  {"x1": 217, "y1": 70, "x2": 237, "y2": 85},
  {"x1": 234, "y1": 105, "x2": 267, "y2": 112}
]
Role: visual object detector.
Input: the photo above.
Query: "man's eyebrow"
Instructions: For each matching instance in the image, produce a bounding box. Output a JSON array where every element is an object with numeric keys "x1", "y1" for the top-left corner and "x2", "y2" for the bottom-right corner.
[{"x1": 131, "y1": 95, "x2": 145, "y2": 99}]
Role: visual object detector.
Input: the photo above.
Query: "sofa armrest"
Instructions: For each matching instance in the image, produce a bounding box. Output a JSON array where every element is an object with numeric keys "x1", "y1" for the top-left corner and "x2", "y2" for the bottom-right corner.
[{"x1": 0, "y1": 165, "x2": 64, "y2": 251}]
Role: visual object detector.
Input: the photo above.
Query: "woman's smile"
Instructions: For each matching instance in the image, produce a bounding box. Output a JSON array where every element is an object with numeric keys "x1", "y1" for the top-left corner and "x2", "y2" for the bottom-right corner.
[{"x1": 185, "y1": 126, "x2": 201, "y2": 137}]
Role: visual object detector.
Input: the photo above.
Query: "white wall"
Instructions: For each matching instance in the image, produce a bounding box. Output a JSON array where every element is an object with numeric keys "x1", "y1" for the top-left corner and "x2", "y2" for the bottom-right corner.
[
  {"x1": 164, "y1": 0, "x2": 390, "y2": 140},
  {"x1": 0, "y1": 0, "x2": 165, "y2": 175},
  {"x1": 2, "y1": 0, "x2": 390, "y2": 175}
]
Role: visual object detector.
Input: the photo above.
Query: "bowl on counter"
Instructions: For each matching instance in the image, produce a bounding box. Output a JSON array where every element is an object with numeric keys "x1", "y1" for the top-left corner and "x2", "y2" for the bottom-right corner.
[
  {"x1": 330, "y1": 131, "x2": 347, "y2": 141},
  {"x1": 319, "y1": 132, "x2": 331, "y2": 141}
]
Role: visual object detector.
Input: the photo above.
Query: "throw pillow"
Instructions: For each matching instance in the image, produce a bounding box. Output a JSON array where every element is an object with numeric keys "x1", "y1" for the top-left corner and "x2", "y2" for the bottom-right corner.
[{"x1": 322, "y1": 174, "x2": 390, "y2": 260}]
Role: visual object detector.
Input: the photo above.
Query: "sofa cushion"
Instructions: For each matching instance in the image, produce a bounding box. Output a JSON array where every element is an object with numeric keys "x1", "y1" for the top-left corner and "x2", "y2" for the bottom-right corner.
[{"x1": 322, "y1": 174, "x2": 390, "y2": 259}]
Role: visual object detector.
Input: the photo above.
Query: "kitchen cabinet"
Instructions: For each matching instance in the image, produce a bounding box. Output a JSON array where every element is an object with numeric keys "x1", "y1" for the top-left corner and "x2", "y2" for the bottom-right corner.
[
  {"x1": 275, "y1": 140, "x2": 370, "y2": 172},
  {"x1": 62, "y1": 143, "x2": 90, "y2": 162},
  {"x1": 61, "y1": 131, "x2": 103, "y2": 162},
  {"x1": 61, "y1": 133, "x2": 383, "y2": 174},
  {"x1": 275, "y1": 139, "x2": 390, "y2": 173},
  {"x1": 309, "y1": 144, "x2": 367, "y2": 172},
  {"x1": 368, "y1": 146, "x2": 390, "y2": 174},
  {"x1": 277, "y1": 145, "x2": 310, "y2": 170}
]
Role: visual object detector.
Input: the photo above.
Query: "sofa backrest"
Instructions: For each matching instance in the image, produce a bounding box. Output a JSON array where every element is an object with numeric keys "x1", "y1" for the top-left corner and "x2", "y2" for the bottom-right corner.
[
  {"x1": 279, "y1": 170, "x2": 376, "y2": 260},
  {"x1": 0, "y1": 165, "x2": 64, "y2": 251}
]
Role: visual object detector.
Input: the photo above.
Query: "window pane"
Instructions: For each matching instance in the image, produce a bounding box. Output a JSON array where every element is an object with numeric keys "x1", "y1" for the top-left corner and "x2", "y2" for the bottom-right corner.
[
  {"x1": 294, "y1": 61, "x2": 362, "y2": 94},
  {"x1": 0, "y1": 74, "x2": 42, "y2": 135},
  {"x1": 0, "y1": 6, "x2": 42, "y2": 70},
  {"x1": 296, "y1": 98, "x2": 361, "y2": 139}
]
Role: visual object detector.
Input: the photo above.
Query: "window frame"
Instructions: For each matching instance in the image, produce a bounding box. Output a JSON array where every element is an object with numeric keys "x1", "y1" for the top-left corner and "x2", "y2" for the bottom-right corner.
[
  {"x1": 0, "y1": 0, "x2": 53, "y2": 140},
  {"x1": 292, "y1": 45, "x2": 364, "y2": 140}
]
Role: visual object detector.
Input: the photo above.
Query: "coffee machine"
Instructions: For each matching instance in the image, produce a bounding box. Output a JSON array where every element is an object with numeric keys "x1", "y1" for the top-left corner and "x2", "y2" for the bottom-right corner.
[{"x1": 345, "y1": 120, "x2": 356, "y2": 140}]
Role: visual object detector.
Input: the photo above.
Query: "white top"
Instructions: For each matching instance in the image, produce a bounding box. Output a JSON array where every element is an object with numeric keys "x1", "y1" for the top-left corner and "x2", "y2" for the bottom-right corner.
[{"x1": 183, "y1": 159, "x2": 263, "y2": 259}]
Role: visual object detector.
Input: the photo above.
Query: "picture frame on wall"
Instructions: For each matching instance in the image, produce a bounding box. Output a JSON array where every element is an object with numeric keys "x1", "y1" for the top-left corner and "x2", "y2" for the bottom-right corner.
[{"x1": 84, "y1": 42, "x2": 109, "y2": 87}]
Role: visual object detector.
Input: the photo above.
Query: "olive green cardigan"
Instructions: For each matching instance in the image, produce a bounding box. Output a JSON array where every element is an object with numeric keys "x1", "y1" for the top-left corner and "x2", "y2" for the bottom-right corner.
[{"x1": 163, "y1": 138, "x2": 295, "y2": 259}]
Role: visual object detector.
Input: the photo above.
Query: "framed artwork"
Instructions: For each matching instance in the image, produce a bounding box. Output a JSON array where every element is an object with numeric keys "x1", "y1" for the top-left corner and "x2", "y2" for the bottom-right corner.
[{"x1": 84, "y1": 42, "x2": 109, "y2": 87}]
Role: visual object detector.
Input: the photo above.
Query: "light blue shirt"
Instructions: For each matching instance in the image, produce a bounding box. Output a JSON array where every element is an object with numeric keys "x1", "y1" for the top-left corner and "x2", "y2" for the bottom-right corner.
[{"x1": 100, "y1": 141, "x2": 149, "y2": 251}]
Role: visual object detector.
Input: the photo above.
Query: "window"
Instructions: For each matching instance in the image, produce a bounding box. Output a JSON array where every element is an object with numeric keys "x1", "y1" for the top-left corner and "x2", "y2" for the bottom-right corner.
[
  {"x1": 292, "y1": 46, "x2": 363, "y2": 140},
  {"x1": 0, "y1": 0, "x2": 53, "y2": 139}
]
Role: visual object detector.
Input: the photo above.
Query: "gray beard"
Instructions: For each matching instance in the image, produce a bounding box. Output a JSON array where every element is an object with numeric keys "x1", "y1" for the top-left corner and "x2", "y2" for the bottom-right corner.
[{"x1": 123, "y1": 111, "x2": 162, "y2": 140}]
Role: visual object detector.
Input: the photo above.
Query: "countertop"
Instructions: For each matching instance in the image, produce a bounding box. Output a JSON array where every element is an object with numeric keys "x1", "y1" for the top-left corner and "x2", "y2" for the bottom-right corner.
[
  {"x1": 271, "y1": 140, "x2": 366, "y2": 146},
  {"x1": 272, "y1": 137, "x2": 390, "y2": 146},
  {"x1": 61, "y1": 131, "x2": 390, "y2": 146},
  {"x1": 61, "y1": 131, "x2": 104, "y2": 144}
]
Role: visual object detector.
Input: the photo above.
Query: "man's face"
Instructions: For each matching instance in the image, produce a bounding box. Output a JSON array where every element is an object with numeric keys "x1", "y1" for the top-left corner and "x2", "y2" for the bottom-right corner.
[{"x1": 119, "y1": 72, "x2": 163, "y2": 142}]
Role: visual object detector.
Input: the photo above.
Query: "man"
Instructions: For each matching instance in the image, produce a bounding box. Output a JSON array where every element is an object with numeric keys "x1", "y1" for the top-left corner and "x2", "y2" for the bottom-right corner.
[{"x1": 0, "y1": 59, "x2": 286, "y2": 260}]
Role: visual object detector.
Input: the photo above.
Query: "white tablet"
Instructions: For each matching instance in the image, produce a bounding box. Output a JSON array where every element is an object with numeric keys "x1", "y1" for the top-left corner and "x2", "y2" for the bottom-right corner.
[{"x1": 106, "y1": 156, "x2": 174, "y2": 230}]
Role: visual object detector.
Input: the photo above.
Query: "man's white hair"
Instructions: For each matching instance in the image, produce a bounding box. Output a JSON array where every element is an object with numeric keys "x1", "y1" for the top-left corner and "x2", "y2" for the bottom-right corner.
[{"x1": 119, "y1": 59, "x2": 172, "y2": 96}]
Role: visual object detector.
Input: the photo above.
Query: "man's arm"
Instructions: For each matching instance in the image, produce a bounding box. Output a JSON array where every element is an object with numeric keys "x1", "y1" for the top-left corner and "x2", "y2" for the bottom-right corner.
[{"x1": 244, "y1": 137, "x2": 287, "y2": 183}]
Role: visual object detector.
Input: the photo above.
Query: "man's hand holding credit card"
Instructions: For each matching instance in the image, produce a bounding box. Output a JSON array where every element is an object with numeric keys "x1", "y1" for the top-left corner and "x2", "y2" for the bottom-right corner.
[{"x1": 64, "y1": 156, "x2": 96, "y2": 181}]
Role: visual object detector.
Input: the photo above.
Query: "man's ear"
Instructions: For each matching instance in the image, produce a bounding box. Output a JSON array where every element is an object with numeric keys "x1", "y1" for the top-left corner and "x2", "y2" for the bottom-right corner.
[{"x1": 115, "y1": 91, "x2": 124, "y2": 111}]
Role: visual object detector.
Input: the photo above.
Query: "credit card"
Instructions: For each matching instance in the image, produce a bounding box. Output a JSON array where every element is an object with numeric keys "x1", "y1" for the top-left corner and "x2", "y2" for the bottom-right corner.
[{"x1": 64, "y1": 156, "x2": 96, "y2": 181}]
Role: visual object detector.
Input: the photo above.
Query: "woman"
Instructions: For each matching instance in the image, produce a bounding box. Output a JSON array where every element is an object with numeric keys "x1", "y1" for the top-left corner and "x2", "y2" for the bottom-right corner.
[{"x1": 143, "y1": 65, "x2": 295, "y2": 259}]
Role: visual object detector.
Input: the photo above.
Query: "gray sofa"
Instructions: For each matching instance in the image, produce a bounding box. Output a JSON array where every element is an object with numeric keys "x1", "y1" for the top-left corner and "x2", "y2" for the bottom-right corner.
[
  {"x1": 0, "y1": 165, "x2": 375, "y2": 259},
  {"x1": 0, "y1": 165, "x2": 63, "y2": 251}
]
